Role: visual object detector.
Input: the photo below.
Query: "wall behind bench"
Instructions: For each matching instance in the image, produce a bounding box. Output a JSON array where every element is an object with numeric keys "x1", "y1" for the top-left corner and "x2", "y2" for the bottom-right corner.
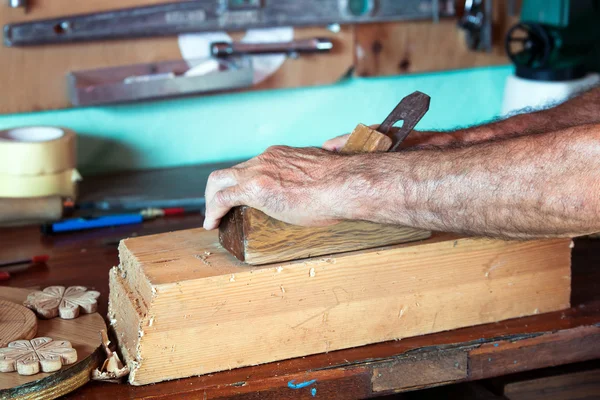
[{"x1": 0, "y1": 65, "x2": 511, "y2": 175}]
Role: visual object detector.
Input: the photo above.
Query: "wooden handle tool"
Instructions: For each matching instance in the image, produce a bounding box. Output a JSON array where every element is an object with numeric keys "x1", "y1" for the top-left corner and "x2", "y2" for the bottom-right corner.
[
  {"x1": 340, "y1": 91, "x2": 430, "y2": 153},
  {"x1": 219, "y1": 91, "x2": 432, "y2": 265}
]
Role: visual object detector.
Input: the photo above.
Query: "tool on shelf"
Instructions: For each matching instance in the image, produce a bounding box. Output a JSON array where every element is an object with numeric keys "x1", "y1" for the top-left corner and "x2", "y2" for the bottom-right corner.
[
  {"x1": 67, "y1": 57, "x2": 253, "y2": 106},
  {"x1": 7, "y1": 0, "x2": 27, "y2": 12},
  {"x1": 211, "y1": 38, "x2": 333, "y2": 57},
  {"x1": 457, "y1": 0, "x2": 493, "y2": 52},
  {"x1": 3, "y1": 0, "x2": 454, "y2": 47},
  {"x1": 0, "y1": 255, "x2": 49, "y2": 270}
]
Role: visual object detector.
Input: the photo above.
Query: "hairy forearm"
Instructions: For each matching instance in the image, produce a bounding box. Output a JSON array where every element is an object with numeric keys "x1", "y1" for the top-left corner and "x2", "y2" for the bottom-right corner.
[
  {"x1": 404, "y1": 86, "x2": 600, "y2": 148},
  {"x1": 343, "y1": 123, "x2": 600, "y2": 238}
]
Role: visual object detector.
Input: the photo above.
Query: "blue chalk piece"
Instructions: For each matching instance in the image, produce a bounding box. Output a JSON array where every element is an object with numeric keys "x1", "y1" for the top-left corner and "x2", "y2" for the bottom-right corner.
[
  {"x1": 494, "y1": 343, "x2": 499, "y2": 347},
  {"x1": 311, "y1": 387, "x2": 317, "y2": 397},
  {"x1": 287, "y1": 379, "x2": 317, "y2": 389}
]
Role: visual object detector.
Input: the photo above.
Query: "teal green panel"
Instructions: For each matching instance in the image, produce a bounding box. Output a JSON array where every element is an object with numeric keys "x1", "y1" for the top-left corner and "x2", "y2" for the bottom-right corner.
[
  {"x1": 0, "y1": 65, "x2": 512, "y2": 174},
  {"x1": 521, "y1": 0, "x2": 569, "y2": 26}
]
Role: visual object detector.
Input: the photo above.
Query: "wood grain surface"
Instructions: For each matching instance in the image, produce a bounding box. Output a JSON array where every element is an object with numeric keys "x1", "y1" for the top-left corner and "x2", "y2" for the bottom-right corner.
[
  {"x1": 0, "y1": 288, "x2": 106, "y2": 398},
  {"x1": 354, "y1": 2, "x2": 520, "y2": 77},
  {"x1": 112, "y1": 229, "x2": 571, "y2": 385},
  {"x1": 219, "y1": 122, "x2": 429, "y2": 265},
  {"x1": 0, "y1": 300, "x2": 37, "y2": 348},
  {"x1": 1, "y1": 1, "x2": 353, "y2": 114}
]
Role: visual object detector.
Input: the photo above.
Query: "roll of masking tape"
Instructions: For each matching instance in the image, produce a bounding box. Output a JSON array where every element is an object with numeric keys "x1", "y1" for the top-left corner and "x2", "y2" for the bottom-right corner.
[
  {"x1": 0, "y1": 169, "x2": 81, "y2": 198},
  {"x1": 0, "y1": 126, "x2": 76, "y2": 176}
]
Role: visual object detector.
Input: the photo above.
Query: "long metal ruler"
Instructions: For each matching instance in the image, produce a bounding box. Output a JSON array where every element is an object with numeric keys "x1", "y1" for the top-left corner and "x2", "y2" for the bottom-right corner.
[{"x1": 4, "y1": 0, "x2": 454, "y2": 47}]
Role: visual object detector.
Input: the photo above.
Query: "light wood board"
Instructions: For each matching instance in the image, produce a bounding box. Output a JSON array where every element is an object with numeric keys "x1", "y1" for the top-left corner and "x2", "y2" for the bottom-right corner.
[
  {"x1": 0, "y1": 300, "x2": 37, "y2": 348},
  {"x1": 1, "y1": 0, "x2": 353, "y2": 114},
  {"x1": 110, "y1": 229, "x2": 571, "y2": 385},
  {"x1": 0, "y1": 288, "x2": 106, "y2": 399}
]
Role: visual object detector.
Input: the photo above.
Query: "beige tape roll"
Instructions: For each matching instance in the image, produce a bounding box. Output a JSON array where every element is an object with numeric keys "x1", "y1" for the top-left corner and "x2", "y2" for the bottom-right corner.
[
  {"x1": 0, "y1": 126, "x2": 76, "y2": 176},
  {"x1": 0, "y1": 169, "x2": 81, "y2": 198}
]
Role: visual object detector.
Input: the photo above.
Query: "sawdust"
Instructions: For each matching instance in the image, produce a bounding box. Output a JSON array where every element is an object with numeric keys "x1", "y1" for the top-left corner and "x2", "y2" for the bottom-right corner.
[
  {"x1": 309, "y1": 268, "x2": 315, "y2": 278},
  {"x1": 195, "y1": 253, "x2": 212, "y2": 265},
  {"x1": 230, "y1": 274, "x2": 235, "y2": 282},
  {"x1": 398, "y1": 306, "x2": 407, "y2": 318}
]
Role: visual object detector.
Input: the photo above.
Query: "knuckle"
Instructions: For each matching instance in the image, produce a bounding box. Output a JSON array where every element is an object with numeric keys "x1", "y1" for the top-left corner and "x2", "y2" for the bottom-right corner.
[
  {"x1": 253, "y1": 175, "x2": 274, "y2": 191},
  {"x1": 208, "y1": 169, "x2": 226, "y2": 182},
  {"x1": 213, "y1": 190, "x2": 231, "y2": 206}
]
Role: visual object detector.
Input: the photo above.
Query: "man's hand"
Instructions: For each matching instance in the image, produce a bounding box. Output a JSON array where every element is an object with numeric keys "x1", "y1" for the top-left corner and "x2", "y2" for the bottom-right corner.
[
  {"x1": 204, "y1": 146, "x2": 360, "y2": 230},
  {"x1": 322, "y1": 134, "x2": 351, "y2": 152}
]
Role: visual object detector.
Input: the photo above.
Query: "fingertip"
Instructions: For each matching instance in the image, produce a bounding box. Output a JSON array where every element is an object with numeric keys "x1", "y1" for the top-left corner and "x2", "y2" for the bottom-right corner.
[
  {"x1": 204, "y1": 217, "x2": 224, "y2": 230},
  {"x1": 203, "y1": 219, "x2": 215, "y2": 230}
]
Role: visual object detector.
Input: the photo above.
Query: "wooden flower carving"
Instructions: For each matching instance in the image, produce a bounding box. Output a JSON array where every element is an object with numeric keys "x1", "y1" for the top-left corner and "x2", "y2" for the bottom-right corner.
[
  {"x1": 0, "y1": 337, "x2": 78, "y2": 376},
  {"x1": 24, "y1": 286, "x2": 100, "y2": 319}
]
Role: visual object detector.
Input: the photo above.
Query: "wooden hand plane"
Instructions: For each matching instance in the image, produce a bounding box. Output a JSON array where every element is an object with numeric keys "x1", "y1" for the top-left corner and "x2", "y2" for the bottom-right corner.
[{"x1": 219, "y1": 91, "x2": 432, "y2": 265}]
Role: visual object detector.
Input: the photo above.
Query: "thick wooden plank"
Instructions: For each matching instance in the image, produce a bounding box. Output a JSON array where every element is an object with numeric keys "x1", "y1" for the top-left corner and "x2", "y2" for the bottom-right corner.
[
  {"x1": 110, "y1": 229, "x2": 571, "y2": 385},
  {"x1": 1, "y1": 2, "x2": 353, "y2": 114},
  {"x1": 219, "y1": 122, "x2": 429, "y2": 265}
]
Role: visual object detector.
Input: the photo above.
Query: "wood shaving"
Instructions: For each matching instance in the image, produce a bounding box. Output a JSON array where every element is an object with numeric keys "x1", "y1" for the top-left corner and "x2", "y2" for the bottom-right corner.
[
  {"x1": 92, "y1": 330, "x2": 129, "y2": 383},
  {"x1": 194, "y1": 254, "x2": 211, "y2": 265}
]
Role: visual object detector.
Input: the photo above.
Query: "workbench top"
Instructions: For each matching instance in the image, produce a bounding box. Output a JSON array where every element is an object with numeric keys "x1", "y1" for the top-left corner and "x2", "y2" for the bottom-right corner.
[{"x1": 1, "y1": 167, "x2": 599, "y2": 399}]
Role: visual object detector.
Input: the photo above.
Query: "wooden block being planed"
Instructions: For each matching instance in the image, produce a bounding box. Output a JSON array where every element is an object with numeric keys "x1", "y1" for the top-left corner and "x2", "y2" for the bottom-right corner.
[
  {"x1": 219, "y1": 206, "x2": 431, "y2": 264},
  {"x1": 219, "y1": 122, "x2": 428, "y2": 265},
  {"x1": 109, "y1": 228, "x2": 571, "y2": 385}
]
